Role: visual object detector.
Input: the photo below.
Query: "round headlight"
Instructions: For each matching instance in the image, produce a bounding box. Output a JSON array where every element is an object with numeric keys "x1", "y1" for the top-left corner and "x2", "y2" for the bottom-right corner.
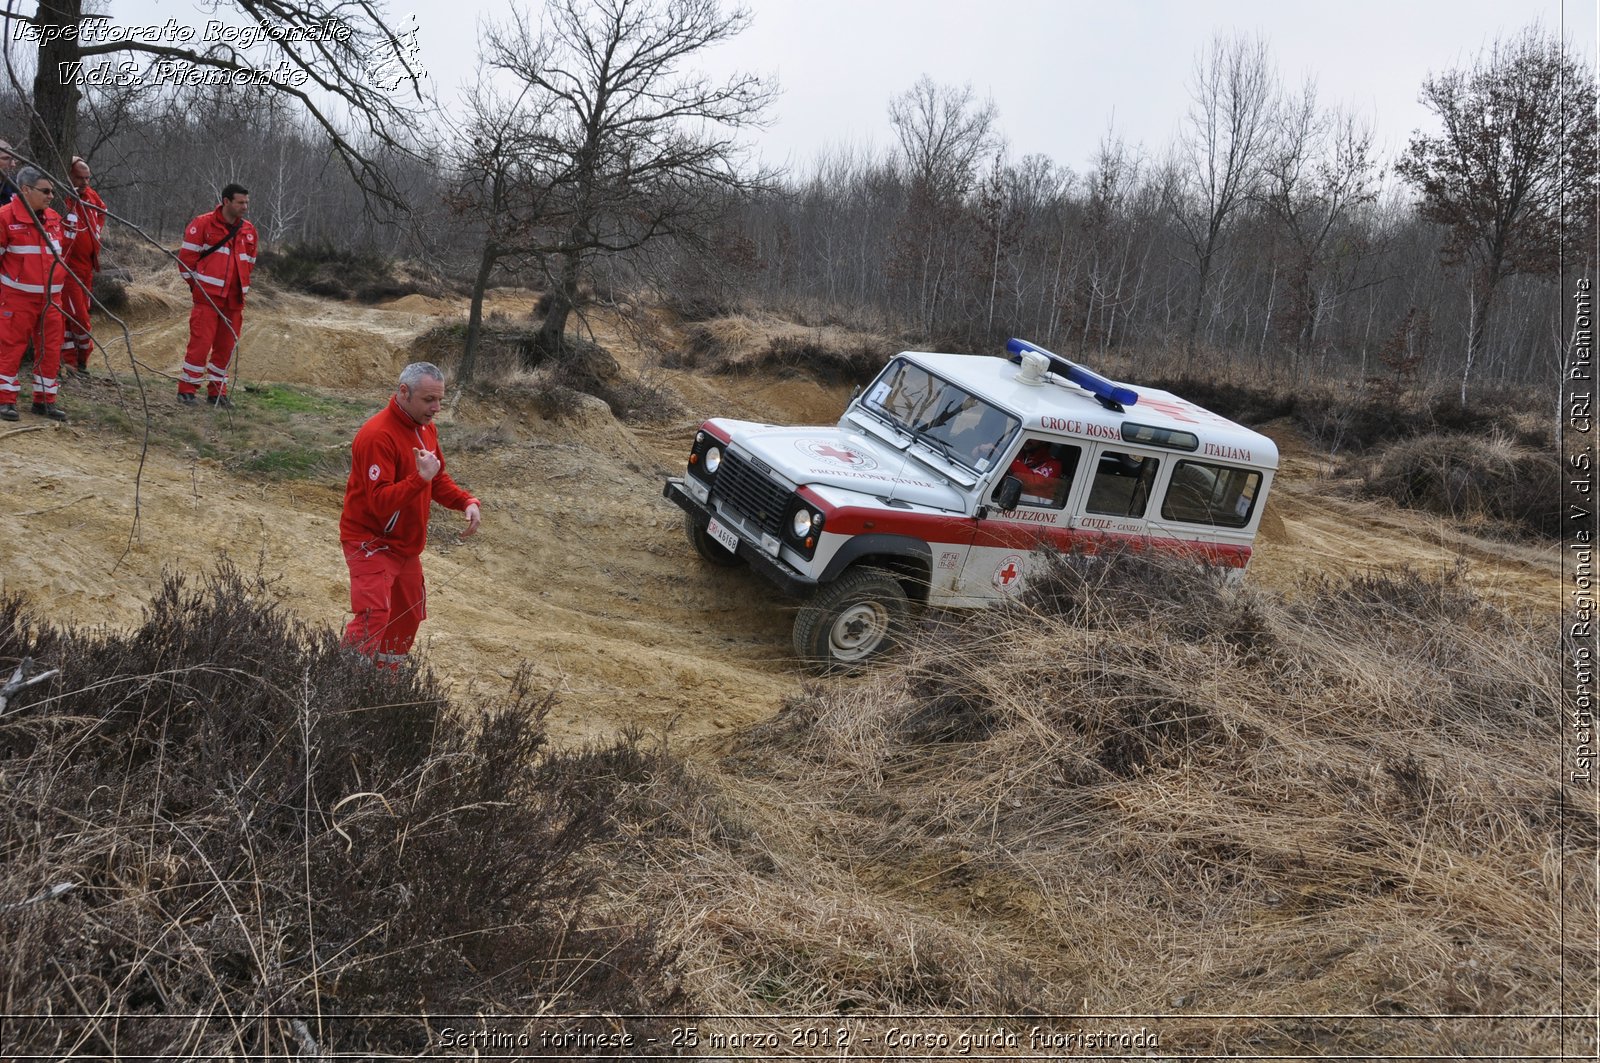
[
  {"x1": 704, "y1": 446, "x2": 722, "y2": 474},
  {"x1": 790, "y1": 508, "x2": 814, "y2": 538}
]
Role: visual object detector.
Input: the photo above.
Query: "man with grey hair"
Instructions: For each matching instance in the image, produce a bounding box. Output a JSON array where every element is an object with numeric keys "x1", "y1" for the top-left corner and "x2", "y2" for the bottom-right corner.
[
  {"x1": 0, "y1": 165, "x2": 67, "y2": 421},
  {"x1": 338, "y1": 361, "x2": 482, "y2": 665}
]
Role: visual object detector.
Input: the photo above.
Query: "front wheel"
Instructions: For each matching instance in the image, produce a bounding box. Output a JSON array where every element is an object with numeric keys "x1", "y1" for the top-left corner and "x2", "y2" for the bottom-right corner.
[
  {"x1": 792, "y1": 566, "x2": 910, "y2": 668},
  {"x1": 685, "y1": 513, "x2": 742, "y2": 567}
]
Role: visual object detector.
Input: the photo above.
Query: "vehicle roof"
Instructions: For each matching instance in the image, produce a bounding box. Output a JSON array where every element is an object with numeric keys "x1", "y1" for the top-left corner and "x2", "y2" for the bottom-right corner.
[{"x1": 901, "y1": 351, "x2": 1280, "y2": 471}]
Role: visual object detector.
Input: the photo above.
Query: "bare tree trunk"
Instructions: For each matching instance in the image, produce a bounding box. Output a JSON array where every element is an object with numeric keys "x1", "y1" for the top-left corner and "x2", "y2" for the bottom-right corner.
[
  {"x1": 460, "y1": 242, "x2": 500, "y2": 384},
  {"x1": 29, "y1": 0, "x2": 84, "y2": 172},
  {"x1": 1461, "y1": 269, "x2": 1500, "y2": 406}
]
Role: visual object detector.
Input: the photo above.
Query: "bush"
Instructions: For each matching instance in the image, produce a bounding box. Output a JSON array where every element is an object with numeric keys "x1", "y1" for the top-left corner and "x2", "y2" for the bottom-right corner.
[
  {"x1": 1353, "y1": 431, "x2": 1561, "y2": 538},
  {"x1": 0, "y1": 565, "x2": 683, "y2": 1056},
  {"x1": 261, "y1": 243, "x2": 435, "y2": 303},
  {"x1": 668, "y1": 317, "x2": 895, "y2": 386}
]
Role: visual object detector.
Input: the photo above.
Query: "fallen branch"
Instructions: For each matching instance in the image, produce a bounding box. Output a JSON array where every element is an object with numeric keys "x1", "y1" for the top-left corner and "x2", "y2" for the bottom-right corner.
[
  {"x1": 16, "y1": 494, "x2": 96, "y2": 517},
  {"x1": 0, "y1": 425, "x2": 48, "y2": 440},
  {"x1": 0, "y1": 658, "x2": 62, "y2": 714},
  {"x1": 0, "y1": 882, "x2": 76, "y2": 912}
]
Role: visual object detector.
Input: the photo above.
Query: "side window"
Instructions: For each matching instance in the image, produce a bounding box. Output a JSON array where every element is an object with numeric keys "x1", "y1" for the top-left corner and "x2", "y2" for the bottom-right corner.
[
  {"x1": 1086, "y1": 450, "x2": 1161, "y2": 517},
  {"x1": 1161, "y1": 461, "x2": 1263, "y2": 528},
  {"x1": 992, "y1": 437, "x2": 1082, "y2": 510}
]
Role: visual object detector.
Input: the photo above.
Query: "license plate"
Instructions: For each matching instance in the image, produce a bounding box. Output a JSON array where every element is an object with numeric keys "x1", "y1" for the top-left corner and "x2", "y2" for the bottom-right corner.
[{"x1": 706, "y1": 518, "x2": 740, "y2": 554}]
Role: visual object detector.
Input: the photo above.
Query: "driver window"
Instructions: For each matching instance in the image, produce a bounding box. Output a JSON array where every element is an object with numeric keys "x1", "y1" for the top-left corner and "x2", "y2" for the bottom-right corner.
[
  {"x1": 992, "y1": 437, "x2": 1081, "y2": 510},
  {"x1": 1086, "y1": 450, "x2": 1161, "y2": 517}
]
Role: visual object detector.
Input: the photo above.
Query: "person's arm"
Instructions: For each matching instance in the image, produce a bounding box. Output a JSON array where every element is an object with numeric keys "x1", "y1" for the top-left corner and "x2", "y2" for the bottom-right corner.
[
  {"x1": 176, "y1": 217, "x2": 201, "y2": 287},
  {"x1": 431, "y1": 467, "x2": 482, "y2": 535}
]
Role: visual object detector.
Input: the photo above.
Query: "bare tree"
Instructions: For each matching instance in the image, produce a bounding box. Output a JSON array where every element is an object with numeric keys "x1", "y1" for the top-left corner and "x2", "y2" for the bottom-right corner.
[
  {"x1": 886, "y1": 77, "x2": 998, "y2": 334},
  {"x1": 1167, "y1": 33, "x2": 1276, "y2": 356},
  {"x1": 888, "y1": 76, "x2": 998, "y2": 203},
  {"x1": 1397, "y1": 25, "x2": 1598, "y2": 404},
  {"x1": 1, "y1": 0, "x2": 427, "y2": 204},
  {"x1": 482, "y1": 0, "x2": 775, "y2": 377},
  {"x1": 1260, "y1": 81, "x2": 1381, "y2": 369},
  {"x1": 446, "y1": 84, "x2": 555, "y2": 383}
]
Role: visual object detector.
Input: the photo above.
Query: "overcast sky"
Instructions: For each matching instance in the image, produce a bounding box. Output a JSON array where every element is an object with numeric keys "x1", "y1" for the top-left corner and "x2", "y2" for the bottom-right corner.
[{"x1": 108, "y1": 0, "x2": 1600, "y2": 175}]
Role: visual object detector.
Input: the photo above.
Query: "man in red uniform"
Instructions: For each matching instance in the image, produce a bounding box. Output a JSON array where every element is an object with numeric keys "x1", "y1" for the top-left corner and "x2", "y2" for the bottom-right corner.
[
  {"x1": 1008, "y1": 439, "x2": 1064, "y2": 504},
  {"x1": 175, "y1": 183, "x2": 256, "y2": 407},
  {"x1": 0, "y1": 166, "x2": 67, "y2": 422},
  {"x1": 340, "y1": 362, "x2": 482, "y2": 666},
  {"x1": 59, "y1": 157, "x2": 106, "y2": 375}
]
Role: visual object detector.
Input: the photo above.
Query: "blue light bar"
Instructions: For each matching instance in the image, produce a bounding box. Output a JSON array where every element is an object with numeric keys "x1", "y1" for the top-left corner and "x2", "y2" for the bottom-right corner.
[{"x1": 1006, "y1": 337, "x2": 1139, "y2": 410}]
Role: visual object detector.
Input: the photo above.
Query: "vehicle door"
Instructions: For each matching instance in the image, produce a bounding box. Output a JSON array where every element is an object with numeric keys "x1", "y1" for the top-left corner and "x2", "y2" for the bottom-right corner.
[
  {"x1": 1069, "y1": 445, "x2": 1165, "y2": 549},
  {"x1": 955, "y1": 436, "x2": 1085, "y2": 601},
  {"x1": 1141, "y1": 457, "x2": 1269, "y2": 567}
]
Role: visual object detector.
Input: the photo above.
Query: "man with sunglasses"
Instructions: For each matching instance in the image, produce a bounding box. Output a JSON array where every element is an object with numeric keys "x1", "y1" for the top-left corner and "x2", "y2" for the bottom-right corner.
[{"x1": 0, "y1": 166, "x2": 67, "y2": 422}]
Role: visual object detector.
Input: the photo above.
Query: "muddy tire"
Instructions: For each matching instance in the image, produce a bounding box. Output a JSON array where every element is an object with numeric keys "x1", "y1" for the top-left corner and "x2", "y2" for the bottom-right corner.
[
  {"x1": 792, "y1": 566, "x2": 910, "y2": 668},
  {"x1": 685, "y1": 513, "x2": 742, "y2": 567}
]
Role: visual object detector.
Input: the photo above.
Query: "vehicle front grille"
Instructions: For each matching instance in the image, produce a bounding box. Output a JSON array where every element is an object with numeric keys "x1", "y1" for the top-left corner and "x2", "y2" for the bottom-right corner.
[{"x1": 712, "y1": 451, "x2": 789, "y2": 537}]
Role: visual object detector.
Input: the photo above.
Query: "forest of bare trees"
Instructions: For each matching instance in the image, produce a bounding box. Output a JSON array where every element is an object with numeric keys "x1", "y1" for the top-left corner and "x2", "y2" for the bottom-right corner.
[{"x1": 0, "y1": 4, "x2": 1589, "y2": 398}]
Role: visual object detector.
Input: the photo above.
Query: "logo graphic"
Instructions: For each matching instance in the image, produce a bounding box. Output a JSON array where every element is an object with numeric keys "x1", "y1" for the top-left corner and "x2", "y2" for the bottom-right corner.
[
  {"x1": 365, "y1": 12, "x2": 426, "y2": 91},
  {"x1": 992, "y1": 554, "x2": 1024, "y2": 592},
  {"x1": 796, "y1": 439, "x2": 878, "y2": 470},
  {"x1": 368, "y1": 463, "x2": 381, "y2": 481}
]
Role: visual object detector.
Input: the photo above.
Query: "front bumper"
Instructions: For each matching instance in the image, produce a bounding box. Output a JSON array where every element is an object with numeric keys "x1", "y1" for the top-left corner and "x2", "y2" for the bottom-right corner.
[{"x1": 663, "y1": 478, "x2": 817, "y2": 597}]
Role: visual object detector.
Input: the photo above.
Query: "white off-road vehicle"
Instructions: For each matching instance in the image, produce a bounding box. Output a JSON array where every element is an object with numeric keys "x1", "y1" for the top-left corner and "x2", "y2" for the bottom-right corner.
[{"x1": 663, "y1": 339, "x2": 1278, "y2": 667}]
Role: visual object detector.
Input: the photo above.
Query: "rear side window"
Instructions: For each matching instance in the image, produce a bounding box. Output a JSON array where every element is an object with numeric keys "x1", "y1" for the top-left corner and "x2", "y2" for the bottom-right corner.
[
  {"x1": 1086, "y1": 451, "x2": 1161, "y2": 517},
  {"x1": 1160, "y1": 461, "x2": 1263, "y2": 528}
]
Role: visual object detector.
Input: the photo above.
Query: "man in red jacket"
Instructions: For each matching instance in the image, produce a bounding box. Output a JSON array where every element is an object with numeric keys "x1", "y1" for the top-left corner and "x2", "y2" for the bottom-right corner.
[
  {"x1": 0, "y1": 166, "x2": 67, "y2": 422},
  {"x1": 176, "y1": 183, "x2": 256, "y2": 407},
  {"x1": 340, "y1": 361, "x2": 482, "y2": 666},
  {"x1": 59, "y1": 156, "x2": 106, "y2": 375}
]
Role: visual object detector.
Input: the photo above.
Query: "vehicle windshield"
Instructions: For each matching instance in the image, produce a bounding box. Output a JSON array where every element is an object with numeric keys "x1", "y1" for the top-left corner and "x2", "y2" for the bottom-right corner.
[{"x1": 858, "y1": 358, "x2": 1020, "y2": 472}]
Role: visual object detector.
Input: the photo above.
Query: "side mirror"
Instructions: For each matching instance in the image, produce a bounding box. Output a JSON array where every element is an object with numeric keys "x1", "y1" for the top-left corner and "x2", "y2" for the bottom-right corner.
[{"x1": 993, "y1": 475, "x2": 1023, "y2": 512}]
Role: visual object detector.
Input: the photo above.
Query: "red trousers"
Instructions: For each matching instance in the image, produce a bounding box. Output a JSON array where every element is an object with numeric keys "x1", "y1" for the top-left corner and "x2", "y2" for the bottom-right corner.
[
  {"x1": 179, "y1": 295, "x2": 243, "y2": 396},
  {"x1": 341, "y1": 542, "x2": 428, "y2": 666},
  {"x1": 59, "y1": 263, "x2": 94, "y2": 371},
  {"x1": 0, "y1": 290, "x2": 64, "y2": 406}
]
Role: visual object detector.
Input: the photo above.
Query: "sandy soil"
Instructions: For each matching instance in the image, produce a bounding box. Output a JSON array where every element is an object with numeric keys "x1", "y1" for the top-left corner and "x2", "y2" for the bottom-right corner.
[{"x1": 0, "y1": 280, "x2": 1562, "y2": 747}]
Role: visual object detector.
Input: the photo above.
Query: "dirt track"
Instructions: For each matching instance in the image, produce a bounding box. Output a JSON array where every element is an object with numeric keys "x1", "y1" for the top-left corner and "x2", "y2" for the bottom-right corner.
[{"x1": 0, "y1": 281, "x2": 1564, "y2": 746}]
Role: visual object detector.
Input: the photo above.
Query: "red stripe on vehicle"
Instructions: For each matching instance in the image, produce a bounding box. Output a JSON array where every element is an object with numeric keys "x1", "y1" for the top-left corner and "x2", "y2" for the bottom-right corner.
[{"x1": 814, "y1": 503, "x2": 1250, "y2": 568}]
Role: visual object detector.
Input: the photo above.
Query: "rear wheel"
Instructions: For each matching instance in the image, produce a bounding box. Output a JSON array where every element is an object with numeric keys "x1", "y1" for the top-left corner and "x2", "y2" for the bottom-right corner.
[
  {"x1": 685, "y1": 513, "x2": 742, "y2": 567},
  {"x1": 792, "y1": 566, "x2": 910, "y2": 668}
]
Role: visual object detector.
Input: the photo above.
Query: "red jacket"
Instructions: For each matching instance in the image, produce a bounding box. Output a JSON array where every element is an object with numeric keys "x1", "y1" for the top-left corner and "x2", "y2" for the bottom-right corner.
[
  {"x1": 63, "y1": 184, "x2": 105, "y2": 271},
  {"x1": 177, "y1": 206, "x2": 257, "y2": 302},
  {"x1": 0, "y1": 198, "x2": 65, "y2": 299},
  {"x1": 340, "y1": 396, "x2": 478, "y2": 557}
]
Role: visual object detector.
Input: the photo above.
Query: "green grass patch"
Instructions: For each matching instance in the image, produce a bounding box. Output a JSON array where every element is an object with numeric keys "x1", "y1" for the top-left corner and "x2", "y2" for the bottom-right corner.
[
  {"x1": 240, "y1": 383, "x2": 369, "y2": 417},
  {"x1": 66, "y1": 375, "x2": 367, "y2": 483}
]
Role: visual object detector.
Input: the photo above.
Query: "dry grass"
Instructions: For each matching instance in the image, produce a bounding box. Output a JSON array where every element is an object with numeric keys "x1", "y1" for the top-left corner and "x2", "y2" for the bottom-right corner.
[{"x1": 597, "y1": 550, "x2": 1592, "y2": 1056}]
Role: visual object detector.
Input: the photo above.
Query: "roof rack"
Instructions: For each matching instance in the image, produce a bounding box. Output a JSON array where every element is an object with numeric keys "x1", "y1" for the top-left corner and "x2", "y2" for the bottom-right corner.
[{"x1": 1005, "y1": 338, "x2": 1139, "y2": 413}]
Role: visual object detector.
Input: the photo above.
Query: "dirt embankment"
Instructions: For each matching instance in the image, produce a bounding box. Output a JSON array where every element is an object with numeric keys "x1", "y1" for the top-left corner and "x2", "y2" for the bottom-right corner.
[{"x1": 0, "y1": 280, "x2": 1563, "y2": 747}]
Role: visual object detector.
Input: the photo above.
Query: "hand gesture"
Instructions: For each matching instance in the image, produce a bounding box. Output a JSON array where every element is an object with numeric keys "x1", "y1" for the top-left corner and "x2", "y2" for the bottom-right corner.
[
  {"x1": 462, "y1": 502, "x2": 481, "y2": 537},
  {"x1": 413, "y1": 447, "x2": 440, "y2": 481}
]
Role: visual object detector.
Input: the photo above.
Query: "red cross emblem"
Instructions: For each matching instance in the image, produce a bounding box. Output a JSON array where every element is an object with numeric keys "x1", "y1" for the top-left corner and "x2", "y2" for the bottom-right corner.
[
  {"x1": 798, "y1": 438, "x2": 879, "y2": 470},
  {"x1": 992, "y1": 554, "x2": 1024, "y2": 591}
]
